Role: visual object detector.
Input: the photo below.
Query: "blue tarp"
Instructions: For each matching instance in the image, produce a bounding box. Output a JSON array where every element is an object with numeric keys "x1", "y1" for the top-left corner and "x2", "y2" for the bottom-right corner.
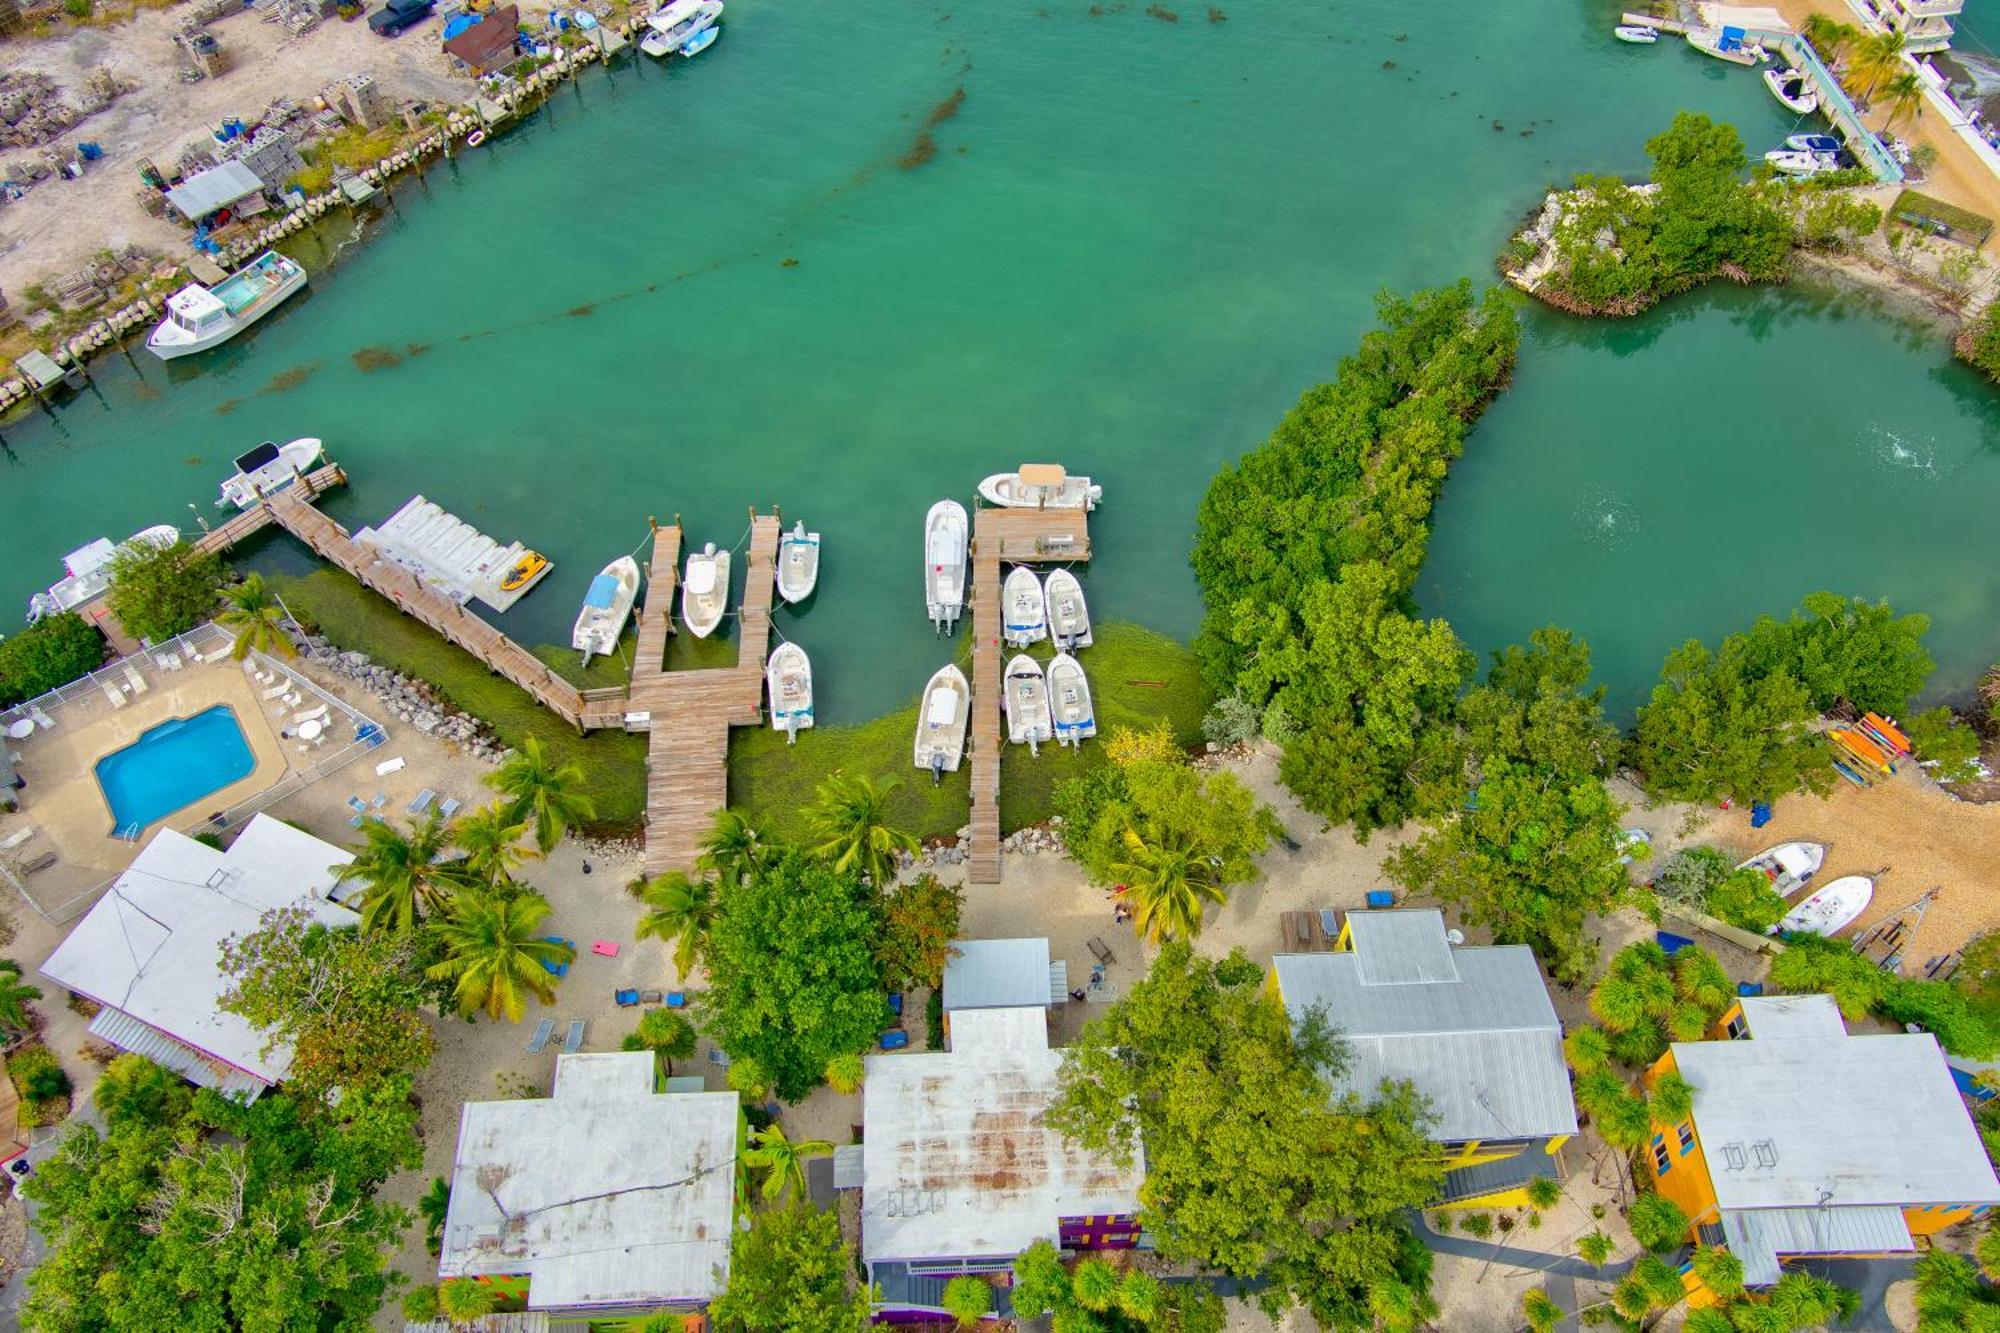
[
  {"x1": 442, "y1": 13, "x2": 477, "y2": 39},
  {"x1": 1656, "y1": 931, "x2": 1695, "y2": 956},
  {"x1": 583, "y1": 572, "x2": 618, "y2": 609},
  {"x1": 1719, "y1": 24, "x2": 1745, "y2": 50}
]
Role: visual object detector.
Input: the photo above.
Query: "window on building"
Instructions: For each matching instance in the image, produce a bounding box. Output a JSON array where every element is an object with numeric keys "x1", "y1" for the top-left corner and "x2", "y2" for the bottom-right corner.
[
  {"x1": 1652, "y1": 1142, "x2": 1671, "y2": 1175},
  {"x1": 1677, "y1": 1124, "x2": 1695, "y2": 1156},
  {"x1": 1726, "y1": 1012, "x2": 1749, "y2": 1039}
]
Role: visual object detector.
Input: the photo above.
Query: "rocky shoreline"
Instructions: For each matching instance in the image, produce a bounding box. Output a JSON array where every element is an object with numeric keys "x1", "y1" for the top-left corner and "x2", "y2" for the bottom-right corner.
[{"x1": 293, "y1": 630, "x2": 507, "y2": 763}]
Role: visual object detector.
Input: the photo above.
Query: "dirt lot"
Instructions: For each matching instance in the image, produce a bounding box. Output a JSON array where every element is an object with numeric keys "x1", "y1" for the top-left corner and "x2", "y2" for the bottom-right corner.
[{"x1": 0, "y1": 4, "x2": 466, "y2": 296}]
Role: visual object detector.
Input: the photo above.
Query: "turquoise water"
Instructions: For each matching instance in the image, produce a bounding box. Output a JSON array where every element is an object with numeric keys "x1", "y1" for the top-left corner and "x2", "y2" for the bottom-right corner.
[
  {"x1": 94, "y1": 704, "x2": 254, "y2": 833},
  {"x1": 0, "y1": 0, "x2": 1989, "y2": 722}
]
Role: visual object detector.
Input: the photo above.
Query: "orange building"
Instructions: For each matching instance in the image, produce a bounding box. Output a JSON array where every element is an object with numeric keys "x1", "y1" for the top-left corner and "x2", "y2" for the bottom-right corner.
[{"x1": 1645, "y1": 994, "x2": 2000, "y2": 1292}]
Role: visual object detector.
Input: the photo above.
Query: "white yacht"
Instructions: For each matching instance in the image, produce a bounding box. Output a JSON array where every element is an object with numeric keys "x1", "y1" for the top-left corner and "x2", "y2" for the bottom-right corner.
[
  {"x1": 1764, "y1": 67, "x2": 1819, "y2": 115},
  {"x1": 914, "y1": 663, "x2": 969, "y2": 781},
  {"x1": 1047, "y1": 652, "x2": 1096, "y2": 747},
  {"x1": 1004, "y1": 654, "x2": 1052, "y2": 755},
  {"x1": 766, "y1": 641, "x2": 813, "y2": 743},
  {"x1": 1045, "y1": 567, "x2": 1092, "y2": 649},
  {"x1": 26, "y1": 524, "x2": 180, "y2": 624},
  {"x1": 639, "y1": 0, "x2": 720, "y2": 56},
  {"x1": 571, "y1": 555, "x2": 641, "y2": 664},
  {"x1": 924, "y1": 500, "x2": 968, "y2": 634},
  {"x1": 1002, "y1": 566, "x2": 1047, "y2": 648},
  {"x1": 1685, "y1": 27, "x2": 1765, "y2": 65},
  {"x1": 146, "y1": 251, "x2": 307, "y2": 360},
  {"x1": 681, "y1": 542, "x2": 730, "y2": 638},
  {"x1": 776, "y1": 521, "x2": 820, "y2": 603},
  {"x1": 978, "y1": 463, "x2": 1102, "y2": 511},
  {"x1": 218, "y1": 437, "x2": 325, "y2": 509}
]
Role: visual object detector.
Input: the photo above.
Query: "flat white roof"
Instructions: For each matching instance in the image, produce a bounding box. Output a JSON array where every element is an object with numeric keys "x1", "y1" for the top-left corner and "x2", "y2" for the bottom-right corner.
[
  {"x1": 37, "y1": 815, "x2": 354, "y2": 1084},
  {"x1": 942, "y1": 937, "x2": 1051, "y2": 1012},
  {"x1": 861, "y1": 1008, "x2": 1143, "y2": 1265},
  {"x1": 439, "y1": 1052, "x2": 738, "y2": 1312}
]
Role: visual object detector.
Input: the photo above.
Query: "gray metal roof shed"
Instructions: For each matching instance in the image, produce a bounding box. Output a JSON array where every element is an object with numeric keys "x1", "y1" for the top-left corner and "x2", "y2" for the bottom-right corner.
[
  {"x1": 165, "y1": 160, "x2": 265, "y2": 220},
  {"x1": 943, "y1": 937, "x2": 1052, "y2": 1012}
]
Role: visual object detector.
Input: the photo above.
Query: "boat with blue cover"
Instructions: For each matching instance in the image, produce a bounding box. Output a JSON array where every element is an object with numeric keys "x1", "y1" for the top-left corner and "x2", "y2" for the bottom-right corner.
[{"x1": 572, "y1": 555, "x2": 641, "y2": 664}]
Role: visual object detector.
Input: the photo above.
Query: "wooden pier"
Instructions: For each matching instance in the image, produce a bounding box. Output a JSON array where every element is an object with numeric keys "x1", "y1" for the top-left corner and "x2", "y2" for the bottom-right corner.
[
  {"x1": 192, "y1": 464, "x2": 349, "y2": 557},
  {"x1": 966, "y1": 507, "x2": 1092, "y2": 884},
  {"x1": 630, "y1": 512, "x2": 782, "y2": 876}
]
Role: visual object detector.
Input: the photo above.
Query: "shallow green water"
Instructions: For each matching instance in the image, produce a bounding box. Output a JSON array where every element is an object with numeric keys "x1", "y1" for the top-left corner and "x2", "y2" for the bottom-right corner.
[{"x1": 0, "y1": 0, "x2": 1985, "y2": 723}]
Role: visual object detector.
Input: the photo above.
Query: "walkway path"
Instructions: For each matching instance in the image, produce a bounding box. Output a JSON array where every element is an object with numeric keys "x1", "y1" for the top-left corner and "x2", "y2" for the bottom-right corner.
[
  {"x1": 190, "y1": 463, "x2": 349, "y2": 558},
  {"x1": 1404, "y1": 1209, "x2": 1637, "y2": 1282}
]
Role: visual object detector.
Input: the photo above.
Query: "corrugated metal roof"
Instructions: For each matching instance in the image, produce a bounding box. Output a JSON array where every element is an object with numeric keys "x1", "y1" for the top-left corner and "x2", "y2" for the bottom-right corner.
[
  {"x1": 833, "y1": 1143, "x2": 865, "y2": 1189},
  {"x1": 88, "y1": 1004, "x2": 270, "y2": 1102},
  {"x1": 1347, "y1": 910, "x2": 1459, "y2": 985},
  {"x1": 1049, "y1": 961, "x2": 1068, "y2": 1004},
  {"x1": 406, "y1": 1317, "x2": 551, "y2": 1333},
  {"x1": 943, "y1": 938, "x2": 1052, "y2": 1012},
  {"x1": 1676, "y1": 1030, "x2": 2000, "y2": 1211},
  {"x1": 164, "y1": 160, "x2": 264, "y2": 220},
  {"x1": 1719, "y1": 1205, "x2": 1913, "y2": 1287},
  {"x1": 1738, "y1": 994, "x2": 1847, "y2": 1042},
  {"x1": 1273, "y1": 934, "x2": 1576, "y2": 1142}
]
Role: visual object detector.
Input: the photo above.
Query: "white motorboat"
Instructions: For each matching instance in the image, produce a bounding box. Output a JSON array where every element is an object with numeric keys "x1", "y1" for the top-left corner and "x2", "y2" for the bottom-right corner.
[
  {"x1": 1002, "y1": 566, "x2": 1047, "y2": 648},
  {"x1": 1785, "y1": 133, "x2": 1843, "y2": 153},
  {"x1": 1047, "y1": 652, "x2": 1096, "y2": 747},
  {"x1": 914, "y1": 663, "x2": 969, "y2": 781},
  {"x1": 1004, "y1": 654, "x2": 1052, "y2": 755},
  {"x1": 924, "y1": 500, "x2": 969, "y2": 634},
  {"x1": 978, "y1": 463, "x2": 1102, "y2": 511},
  {"x1": 1765, "y1": 148, "x2": 1839, "y2": 177},
  {"x1": 1773, "y1": 873, "x2": 1874, "y2": 938},
  {"x1": 1764, "y1": 66, "x2": 1819, "y2": 115},
  {"x1": 218, "y1": 437, "x2": 325, "y2": 510},
  {"x1": 571, "y1": 555, "x2": 641, "y2": 665},
  {"x1": 1686, "y1": 27, "x2": 1765, "y2": 65},
  {"x1": 679, "y1": 24, "x2": 718, "y2": 56},
  {"x1": 766, "y1": 641, "x2": 813, "y2": 743},
  {"x1": 639, "y1": 0, "x2": 720, "y2": 56},
  {"x1": 776, "y1": 520, "x2": 820, "y2": 604},
  {"x1": 681, "y1": 541, "x2": 730, "y2": 638},
  {"x1": 1045, "y1": 567, "x2": 1092, "y2": 649},
  {"x1": 26, "y1": 524, "x2": 179, "y2": 624},
  {"x1": 1614, "y1": 24, "x2": 1659, "y2": 42},
  {"x1": 146, "y1": 251, "x2": 308, "y2": 360},
  {"x1": 1736, "y1": 840, "x2": 1826, "y2": 898}
]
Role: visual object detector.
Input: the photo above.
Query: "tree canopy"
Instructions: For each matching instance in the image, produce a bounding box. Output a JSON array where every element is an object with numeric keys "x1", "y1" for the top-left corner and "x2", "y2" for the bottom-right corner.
[
  {"x1": 874, "y1": 872, "x2": 964, "y2": 993},
  {"x1": 105, "y1": 539, "x2": 222, "y2": 644},
  {"x1": 0, "y1": 612, "x2": 103, "y2": 707},
  {"x1": 708, "y1": 1201, "x2": 869, "y2": 1333},
  {"x1": 1772, "y1": 934, "x2": 2000, "y2": 1058},
  {"x1": 1048, "y1": 944, "x2": 1441, "y2": 1325},
  {"x1": 1011, "y1": 1241, "x2": 1225, "y2": 1332}
]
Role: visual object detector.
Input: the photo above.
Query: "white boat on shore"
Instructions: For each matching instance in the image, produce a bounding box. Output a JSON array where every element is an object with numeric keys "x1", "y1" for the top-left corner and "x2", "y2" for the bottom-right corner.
[
  {"x1": 1774, "y1": 873, "x2": 1874, "y2": 938},
  {"x1": 776, "y1": 521, "x2": 820, "y2": 603},
  {"x1": 1003, "y1": 567, "x2": 1047, "y2": 648},
  {"x1": 1736, "y1": 840, "x2": 1826, "y2": 898},
  {"x1": 218, "y1": 437, "x2": 325, "y2": 509},
  {"x1": 1048, "y1": 652, "x2": 1096, "y2": 747},
  {"x1": 146, "y1": 251, "x2": 307, "y2": 360},
  {"x1": 26, "y1": 524, "x2": 179, "y2": 624},
  {"x1": 571, "y1": 555, "x2": 641, "y2": 664},
  {"x1": 924, "y1": 500, "x2": 968, "y2": 634},
  {"x1": 1004, "y1": 654, "x2": 1052, "y2": 755},
  {"x1": 1045, "y1": 568, "x2": 1092, "y2": 649},
  {"x1": 766, "y1": 641, "x2": 813, "y2": 743},
  {"x1": 681, "y1": 541, "x2": 730, "y2": 638},
  {"x1": 978, "y1": 464, "x2": 1102, "y2": 511},
  {"x1": 639, "y1": 0, "x2": 720, "y2": 56},
  {"x1": 1687, "y1": 26, "x2": 1765, "y2": 65},
  {"x1": 914, "y1": 663, "x2": 969, "y2": 781},
  {"x1": 1614, "y1": 23, "x2": 1658, "y2": 42},
  {"x1": 1764, "y1": 66, "x2": 1819, "y2": 115}
]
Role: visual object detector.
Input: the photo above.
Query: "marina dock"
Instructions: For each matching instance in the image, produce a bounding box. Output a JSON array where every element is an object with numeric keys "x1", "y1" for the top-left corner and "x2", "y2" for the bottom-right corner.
[
  {"x1": 352, "y1": 495, "x2": 556, "y2": 613},
  {"x1": 191, "y1": 463, "x2": 348, "y2": 557},
  {"x1": 966, "y1": 506, "x2": 1091, "y2": 884}
]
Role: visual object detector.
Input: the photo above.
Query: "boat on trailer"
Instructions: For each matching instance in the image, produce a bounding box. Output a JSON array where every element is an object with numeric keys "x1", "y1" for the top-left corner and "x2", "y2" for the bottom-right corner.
[
  {"x1": 775, "y1": 520, "x2": 820, "y2": 603},
  {"x1": 1004, "y1": 654, "x2": 1052, "y2": 755},
  {"x1": 217, "y1": 437, "x2": 325, "y2": 509},
  {"x1": 1045, "y1": 567, "x2": 1092, "y2": 649},
  {"x1": 146, "y1": 250, "x2": 308, "y2": 360},
  {"x1": 682, "y1": 541, "x2": 730, "y2": 638},
  {"x1": 26, "y1": 524, "x2": 180, "y2": 624},
  {"x1": 978, "y1": 463, "x2": 1102, "y2": 511},
  {"x1": 914, "y1": 663, "x2": 969, "y2": 781},
  {"x1": 924, "y1": 500, "x2": 968, "y2": 634},
  {"x1": 1047, "y1": 652, "x2": 1096, "y2": 747},
  {"x1": 1764, "y1": 66, "x2": 1819, "y2": 115},
  {"x1": 571, "y1": 555, "x2": 641, "y2": 665},
  {"x1": 1736, "y1": 840, "x2": 1826, "y2": 898},
  {"x1": 1773, "y1": 873, "x2": 1875, "y2": 938},
  {"x1": 1003, "y1": 566, "x2": 1047, "y2": 648},
  {"x1": 766, "y1": 641, "x2": 813, "y2": 743}
]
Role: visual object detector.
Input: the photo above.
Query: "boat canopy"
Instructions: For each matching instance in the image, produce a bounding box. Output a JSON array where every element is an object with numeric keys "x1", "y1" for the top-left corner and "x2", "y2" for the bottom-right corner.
[
  {"x1": 62, "y1": 539, "x2": 117, "y2": 578},
  {"x1": 927, "y1": 688, "x2": 960, "y2": 725},
  {"x1": 583, "y1": 573, "x2": 619, "y2": 609},
  {"x1": 1718, "y1": 24, "x2": 1746, "y2": 48},
  {"x1": 1018, "y1": 463, "x2": 1067, "y2": 486},
  {"x1": 1770, "y1": 844, "x2": 1819, "y2": 877},
  {"x1": 166, "y1": 285, "x2": 229, "y2": 323}
]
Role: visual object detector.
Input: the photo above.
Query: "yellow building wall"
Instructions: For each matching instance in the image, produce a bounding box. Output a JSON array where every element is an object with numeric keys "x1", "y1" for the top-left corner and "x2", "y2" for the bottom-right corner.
[
  {"x1": 1642, "y1": 1050, "x2": 1720, "y2": 1232},
  {"x1": 1908, "y1": 1204, "x2": 1983, "y2": 1236}
]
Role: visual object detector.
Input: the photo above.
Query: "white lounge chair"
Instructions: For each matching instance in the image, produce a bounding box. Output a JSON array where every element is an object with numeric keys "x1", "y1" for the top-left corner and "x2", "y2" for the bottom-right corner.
[
  {"x1": 291, "y1": 705, "x2": 330, "y2": 725},
  {"x1": 122, "y1": 664, "x2": 147, "y2": 695},
  {"x1": 28, "y1": 707, "x2": 53, "y2": 730},
  {"x1": 374, "y1": 757, "x2": 406, "y2": 777},
  {"x1": 102, "y1": 680, "x2": 128, "y2": 710},
  {"x1": 563, "y1": 1020, "x2": 586, "y2": 1054},
  {"x1": 527, "y1": 1018, "x2": 556, "y2": 1053},
  {"x1": 407, "y1": 789, "x2": 436, "y2": 816},
  {"x1": 261, "y1": 682, "x2": 289, "y2": 700}
]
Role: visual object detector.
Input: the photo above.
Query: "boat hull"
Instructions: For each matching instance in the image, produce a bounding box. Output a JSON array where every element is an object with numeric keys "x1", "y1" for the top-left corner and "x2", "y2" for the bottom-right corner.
[
  {"x1": 978, "y1": 471, "x2": 1101, "y2": 511},
  {"x1": 572, "y1": 556, "x2": 642, "y2": 658},
  {"x1": 1004, "y1": 655, "x2": 1052, "y2": 749},
  {"x1": 1048, "y1": 652, "x2": 1095, "y2": 746},
  {"x1": 1736, "y1": 840, "x2": 1826, "y2": 898},
  {"x1": 219, "y1": 437, "x2": 325, "y2": 509},
  {"x1": 1614, "y1": 25, "x2": 1658, "y2": 42},
  {"x1": 767, "y1": 643, "x2": 813, "y2": 740},
  {"x1": 146, "y1": 258, "x2": 308, "y2": 360},
  {"x1": 1045, "y1": 568, "x2": 1092, "y2": 649},
  {"x1": 776, "y1": 524, "x2": 820, "y2": 604},
  {"x1": 915, "y1": 665, "x2": 970, "y2": 776},
  {"x1": 924, "y1": 500, "x2": 969, "y2": 631},
  {"x1": 1764, "y1": 69, "x2": 1819, "y2": 114},
  {"x1": 682, "y1": 547, "x2": 730, "y2": 638},
  {"x1": 1774, "y1": 874, "x2": 1873, "y2": 937},
  {"x1": 1003, "y1": 567, "x2": 1047, "y2": 648}
]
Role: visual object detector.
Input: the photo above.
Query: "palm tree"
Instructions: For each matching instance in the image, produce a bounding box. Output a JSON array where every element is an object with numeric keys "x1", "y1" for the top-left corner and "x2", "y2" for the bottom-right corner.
[
  {"x1": 824, "y1": 1050, "x2": 865, "y2": 1095},
  {"x1": 436, "y1": 1277, "x2": 497, "y2": 1327},
  {"x1": 741, "y1": 1122, "x2": 833, "y2": 1202},
  {"x1": 216, "y1": 573, "x2": 295, "y2": 660},
  {"x1": 725, "y1": 1055, "x2": 770, "y2": 1102},
  {"x1": 1849, "y1": 29, "x2": 1907, "y2": 101},
  {"x1": 942, "y1": 1275, "x2": 992, "y2": 1329},
  {"x1": 451, "y1": 802, "x2": 534, "y2": 887},
  {"x1": 425, "y1": 889, "x2": 574, "y2": 1021},
  {"x1": 1801, "y1": 12, "x2": 1856, "y2": 67},
  {"x1": 418, "y1": 1177, "x2": 452, "y2": 1256},
  {"x1": 337, "y1": 812, "x2": 459, "y2": 934},
  {"x1": 1110, "y1": 827, "x2": 1227, "y2": 944},
  {"x1": 631, "y1": 1007, "x2": 697, "y2": 1075},
  {"x1": 1881, "y1": 69, "x2": 1925, "y2": 130},
  {"x1": 631, "y1": 870, "x2": 721, "y2": 980},
  {"x1": 804, "y1": 773, "x2": 917, "y2": 887},
  {"x1": 485, "y1": 736, "x2": 596, "y2": 854},
  {"x1": 697, "y1": 809, "x2": 766, "y2": 887},
  {"x1": 0, "y1": 960, "x2": 41, "y2": 1036}
]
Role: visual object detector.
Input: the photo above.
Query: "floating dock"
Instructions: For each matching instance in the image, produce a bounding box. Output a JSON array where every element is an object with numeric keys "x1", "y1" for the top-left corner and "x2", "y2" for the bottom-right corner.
[{"x1": 352, "y1": 495, "x2": 555, "y2": 613}]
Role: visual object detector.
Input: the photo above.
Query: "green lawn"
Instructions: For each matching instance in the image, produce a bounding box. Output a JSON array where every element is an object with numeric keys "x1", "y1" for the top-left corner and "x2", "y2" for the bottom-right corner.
[
  {"x1": 273, "y1": 568, "x2": 650, "y2": 831},
  {"x1": 728, "y1": 621, "x2": 1208, "y2": 843}
]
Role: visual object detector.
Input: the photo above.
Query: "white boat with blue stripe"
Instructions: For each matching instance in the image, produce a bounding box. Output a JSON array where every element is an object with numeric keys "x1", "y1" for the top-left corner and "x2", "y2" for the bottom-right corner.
[
  {"x1": 572, "y1": 555, "x2": 641, "y2": 665},
  {"x1": 1002, "y1": 566, "x2": 1046, "y2": 648},
  {"x1": 767, "y1": 641, "x2": 813, "y2": 743}
]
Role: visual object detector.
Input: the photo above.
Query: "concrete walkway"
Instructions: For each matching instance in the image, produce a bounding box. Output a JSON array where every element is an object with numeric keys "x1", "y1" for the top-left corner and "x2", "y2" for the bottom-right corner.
[{"x1": 1405, "y1": 1209, "x2": 1638, "y2": 1281}]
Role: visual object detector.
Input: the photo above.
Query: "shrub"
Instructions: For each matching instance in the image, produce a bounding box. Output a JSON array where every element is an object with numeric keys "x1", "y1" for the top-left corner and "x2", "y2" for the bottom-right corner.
[
  {"x1": 9, "y1": 1043, "x2": 69, "y2": 1102},
  {"x1": 1906, "y1": 706, "x2": 1983, "y2": 784},
  {"x1": 0, "y1": 613, "x2": 104, "y2": 707},
  {"x1": 1705, "y1": 866, "x2": 1788, "y2": 932},
  {"x1": 1628, "y1": 1192, "x2": 1690, "y2": 1252},
  {"x1": 1458, "y1": 1212, "x2": 1493, "y2": 1238}
]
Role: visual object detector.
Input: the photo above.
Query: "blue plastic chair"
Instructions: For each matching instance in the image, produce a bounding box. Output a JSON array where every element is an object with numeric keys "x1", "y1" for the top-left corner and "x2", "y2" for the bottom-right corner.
[{"x1": 1365, "y1": 890, "x2": 1395, "y2": 909}]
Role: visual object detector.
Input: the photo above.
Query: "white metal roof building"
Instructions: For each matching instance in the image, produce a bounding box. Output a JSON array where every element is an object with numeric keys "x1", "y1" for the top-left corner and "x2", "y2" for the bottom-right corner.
[
  {"x1": 941, "y1": 937, "x2": 1058, "y2": 1013},
  {"x1": 37, "y1": 815, "x2": 355, "y2": 1099},
  {"x1": 861, "y1": 1004, "x2": 1144, "y2": 1284},
  {"x1": 1674, "y1": 994, "x2": 2000, "y2": 1285},
  {"x1": 164, "y1": 160, "x2": 265, "y2": 221},
  {"x1": 438, "y1": 1052, "x2": 738, "y2": 1316},
  {"x1": 1272, "y1": 910, "x2": 1578, "y2": 1143}
]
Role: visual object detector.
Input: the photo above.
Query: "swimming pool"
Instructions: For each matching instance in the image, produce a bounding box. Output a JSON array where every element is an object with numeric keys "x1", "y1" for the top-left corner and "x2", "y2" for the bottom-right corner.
[{"x1": 94, "y1": 705, "x2": 255, "y2": 836}]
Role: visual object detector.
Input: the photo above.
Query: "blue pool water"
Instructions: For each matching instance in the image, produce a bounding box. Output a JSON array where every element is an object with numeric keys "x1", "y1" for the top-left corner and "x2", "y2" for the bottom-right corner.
[{"x1": 94, "y1": 705, "x2": 255, "y2": 835}]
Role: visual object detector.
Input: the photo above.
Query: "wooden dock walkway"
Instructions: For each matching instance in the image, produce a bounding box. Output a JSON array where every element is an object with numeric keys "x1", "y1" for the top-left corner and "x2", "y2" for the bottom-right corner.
[
  {"x1": 192, "y1": 464, "x2": 349, "y2": 557},
  {"x1": 632, "y1": 512, "x2": 782, "y2": 875},
  {"x1": 966, "y1": 507, "x2": 1092, "y2": 884}
]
